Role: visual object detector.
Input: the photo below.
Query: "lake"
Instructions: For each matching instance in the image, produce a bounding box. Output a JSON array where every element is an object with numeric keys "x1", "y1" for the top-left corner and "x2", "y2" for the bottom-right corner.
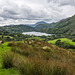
[{"x1": 22, "y1": 31, "x2": 52, "y2": 36}]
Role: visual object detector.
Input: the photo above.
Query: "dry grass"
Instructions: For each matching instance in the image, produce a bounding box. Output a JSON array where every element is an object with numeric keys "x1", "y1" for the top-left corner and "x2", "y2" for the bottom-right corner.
[{"x1": 2, "y1": 39, "x2": 75, "y2": 75}]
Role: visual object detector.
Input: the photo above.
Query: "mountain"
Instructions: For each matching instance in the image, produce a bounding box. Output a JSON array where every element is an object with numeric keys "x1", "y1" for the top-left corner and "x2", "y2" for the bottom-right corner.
[
  {"x1": 30, "y1": 21, "x2": 49, "y2": 27},
  {"x1": 41, "y1": 15, "x2": 75, "y2": 35},
  {"x1": 0, "y1": 24, "x2": 36, "y2": 33},
  {"x1": 35, "y1": 23, "x2": 56, "y2": 31},
  {"x1": 0, "y1": 15, "x2": 75, "y2": 35},
  {"x1": 35, "y1": 21, "x2": 48, "y2": 25}
]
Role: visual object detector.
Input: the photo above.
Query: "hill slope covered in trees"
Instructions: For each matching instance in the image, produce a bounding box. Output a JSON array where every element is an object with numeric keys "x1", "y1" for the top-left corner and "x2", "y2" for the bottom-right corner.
[
  {"x1": 37, "y1": 15, "x2": 75, "y2": 35},
  {"x1": 46, "y1": 15, "x2": 75, "y2": 34},
  {"x1": 35, "y1": 23, "x2": 56, "y2": 31},
  {"x1": 0, "y1": 25, "x2": 36, "y2": 33}
]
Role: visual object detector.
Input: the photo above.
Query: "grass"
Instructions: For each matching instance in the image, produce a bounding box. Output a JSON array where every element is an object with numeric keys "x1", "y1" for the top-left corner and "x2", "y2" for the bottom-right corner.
[
  {"x1": 2, "y1": 40, "x2": 75, "y2": 75},
  {"x1": 48, "y1": 38, "x2": 75, "y2": 46},
  {"x1": 0, "y1": 42, "x2": 19, "y2": 75},
  {"x1": 0, "y1": 42, "x2": 11, "y2": 67},
  {"x1": 0, "y1": 35, "x2": 13, "y2": 38},
  {"x1": 2, "y1": 51, "x2": 68, "y2": 75},
  {"x1": 0, "y1": 39, "x2": 75, "y2": 75},
  {"x1": 0, "y1": 68, "x2": 19, "y2": 75}
]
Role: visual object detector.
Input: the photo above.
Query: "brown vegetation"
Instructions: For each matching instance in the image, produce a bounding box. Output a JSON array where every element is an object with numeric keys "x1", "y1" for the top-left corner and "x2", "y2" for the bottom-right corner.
[{"x1": 2, "y1": 39, "x2": 75, "y2": 75}]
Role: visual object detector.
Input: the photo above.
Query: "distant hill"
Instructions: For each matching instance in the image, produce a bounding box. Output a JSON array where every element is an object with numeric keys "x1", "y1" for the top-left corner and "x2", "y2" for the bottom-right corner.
[
  {"x1": 41, "y1": 15, "x2": 75, "y2": 35},
  {"x1": 35, "y1": 23, "x2": 56, "y2": 31},
  {"x1": 30, "y1": 21, "x2": 49, "y2": 27},
  {"x1": 35, "y1": 21, "x2": 48, "y2": 25},
  {"x1": 0, "y1": 25, "x2": 36, "y2": 33},
  {"x1": 0, "y1": 15, "x2": 75, "y2": 35}
]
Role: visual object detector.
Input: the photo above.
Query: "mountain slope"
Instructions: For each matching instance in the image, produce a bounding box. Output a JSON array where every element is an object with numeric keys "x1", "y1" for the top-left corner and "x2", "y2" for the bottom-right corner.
[
  {"x1": 30, "y1": 21, "x2": 49, "y2": 27},
  {"x1": 35, "y1": 21, "x2": 48, "y2": 25},
  {"x1": 46, "y1": 15, "x2": 75, "y2": 34},
  {"x1": 35, "y1": 23, "x2": 56, "y2": 30},
  {"x1": 0, "y1": 25, "x2": 36, "y2": 33}
]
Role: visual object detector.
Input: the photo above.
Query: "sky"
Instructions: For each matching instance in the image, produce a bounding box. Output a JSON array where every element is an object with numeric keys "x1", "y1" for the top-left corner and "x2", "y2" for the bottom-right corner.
[{"x1": 0, "y1": 0, "x2": 75, "y2": 26}]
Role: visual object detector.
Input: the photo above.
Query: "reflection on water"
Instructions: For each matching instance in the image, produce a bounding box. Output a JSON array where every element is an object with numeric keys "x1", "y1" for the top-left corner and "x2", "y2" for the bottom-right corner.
[{"x1": 23, "y1": 31, "x2": 52, "y2": 36}]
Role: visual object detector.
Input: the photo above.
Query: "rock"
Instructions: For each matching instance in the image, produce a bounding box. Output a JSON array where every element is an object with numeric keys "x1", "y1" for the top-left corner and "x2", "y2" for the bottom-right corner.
[
  {"x1": 42, "y1": 46, "x2": 51, "y2": 50},
  {"x1": 42, "y1": 46, "x2": 54, "y2": 52}
]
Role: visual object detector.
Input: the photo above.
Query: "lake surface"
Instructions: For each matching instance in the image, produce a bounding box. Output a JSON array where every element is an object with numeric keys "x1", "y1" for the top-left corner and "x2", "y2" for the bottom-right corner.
[{"x1": 23, "y1": 31, "x2": 52, "y2": 36}]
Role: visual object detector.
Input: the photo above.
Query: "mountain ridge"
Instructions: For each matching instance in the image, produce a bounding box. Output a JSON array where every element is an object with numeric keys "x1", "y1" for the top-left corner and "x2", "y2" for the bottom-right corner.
[
  {"x1": 39, "y1": 15, "x2": 75, "y2": 35},
  {"x1": 0, "y1": 24, "x2": 36, "y2": 33}
]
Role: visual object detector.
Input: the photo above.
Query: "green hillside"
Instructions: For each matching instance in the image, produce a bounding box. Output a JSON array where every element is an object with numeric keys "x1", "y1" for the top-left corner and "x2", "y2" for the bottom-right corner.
[
  {"x1": 35, "y1": 23, "x2": 56, "y2": 31},
  {"x1": 0, "y1": 25, "x2": 36, "y2": 33},
  {"x1": 46, "y1": 15, "x2": 75, "y2": 34},
  {"x1": 48, "y1": 38, "x2": 75, "y2": 45}
]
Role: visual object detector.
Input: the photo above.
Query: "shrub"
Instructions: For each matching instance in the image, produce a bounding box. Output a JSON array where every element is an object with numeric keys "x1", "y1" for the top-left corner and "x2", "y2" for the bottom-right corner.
[
  {"x1": 2, "y1": 52, "x2": 14, "y2": 68},
  {"x1": 2, "y1": 40, "x2": 5, "y2": 43},
  {"x1": 72, "y1": 38, "x2": 75, "y2": 42},
  {"x1": 55, "y1": 40, "x2": 75, "y2": 49},
  {"x1": 55, "y1": 40, "x2": 61, "y2": 46},
  {"x1": 8, "y1": 41, "x2": 15, "y2": 46}
]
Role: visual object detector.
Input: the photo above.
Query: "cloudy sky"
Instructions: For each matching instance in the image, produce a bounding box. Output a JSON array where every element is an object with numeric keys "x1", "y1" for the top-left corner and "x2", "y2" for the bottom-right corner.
[{"x1": 0, "y1": 0, "x2": 75, "y2": 26}]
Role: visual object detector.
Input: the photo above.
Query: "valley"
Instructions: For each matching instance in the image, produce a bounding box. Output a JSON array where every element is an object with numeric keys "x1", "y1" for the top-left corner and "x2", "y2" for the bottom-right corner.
[{"x1": 0, "y1": 0, "x2": 75, "y2": 75}]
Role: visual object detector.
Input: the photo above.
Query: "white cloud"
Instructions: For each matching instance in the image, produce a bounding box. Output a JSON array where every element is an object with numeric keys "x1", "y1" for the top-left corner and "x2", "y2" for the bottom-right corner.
[{"x1": 0, "y1": 0, "x2": 75, "y2": 26}]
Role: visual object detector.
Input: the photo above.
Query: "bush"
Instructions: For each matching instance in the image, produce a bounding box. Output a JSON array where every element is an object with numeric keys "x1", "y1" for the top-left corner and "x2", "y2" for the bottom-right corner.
[
  {"x1": 2, "y1": 40, "x2": 5, "y2": 43},
  {"x1": 72, "y1": 38, "x2": 75, "y2": 42},
  {"x1": 55, "y1": 40, "x2": 61, "y2": 46},
  {"x1": 55, "y1": 40, "x2": 75, "y2": 49},
  {"x1": 2, "y1": 52, "x2": 14, "y2": 68},
  {"x1": 8, "y1": 41, "x2": 15, "y2": 46}
]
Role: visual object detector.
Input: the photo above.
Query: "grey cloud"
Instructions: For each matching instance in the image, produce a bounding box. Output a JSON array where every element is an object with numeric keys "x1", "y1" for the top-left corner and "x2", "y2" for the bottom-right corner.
[
  {"x1": 47, "y1": 0, "x2": 75, "y2": 6},
  {"x1": 0, "y1": 0, "x2": 75, "y2": 26},
  {"x1": 0, "y1": 3, "x2": 49, "y2": 21}
]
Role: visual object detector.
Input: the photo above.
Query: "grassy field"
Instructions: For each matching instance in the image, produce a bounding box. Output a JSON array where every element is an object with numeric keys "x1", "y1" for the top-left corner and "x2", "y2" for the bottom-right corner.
[
  {"x1": 48, "y1": 38, "x2": 75, "y2": 46},
  {"x1": 0, "y1": 42, "x2": 19, "y2": 75},
  {"x1": 2, "y1": 39, "x2": 75, "y2": 75},
  {"x1": 0, "y1": 40, "x2": 75, "y2": 75}
]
